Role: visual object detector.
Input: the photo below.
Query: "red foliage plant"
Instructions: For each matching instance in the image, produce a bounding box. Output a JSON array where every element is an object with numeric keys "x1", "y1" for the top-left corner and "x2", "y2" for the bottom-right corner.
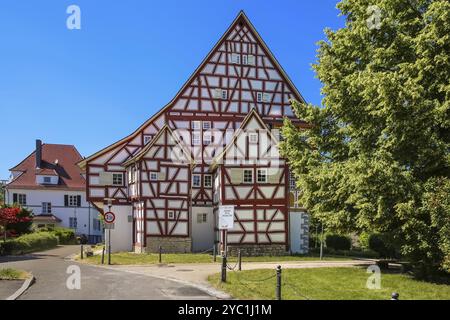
[{"x1": 0, "y1": 207, "x2": 31, "y2": 228}]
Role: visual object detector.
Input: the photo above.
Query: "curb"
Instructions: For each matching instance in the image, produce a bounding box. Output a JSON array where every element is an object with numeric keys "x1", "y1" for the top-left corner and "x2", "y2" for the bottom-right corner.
[{"x1": 6, "y1": 274, "x2": 35, "y2": 300}]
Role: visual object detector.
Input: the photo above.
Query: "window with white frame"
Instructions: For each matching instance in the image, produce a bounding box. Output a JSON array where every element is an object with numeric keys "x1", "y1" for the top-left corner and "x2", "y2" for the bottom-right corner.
[
  {"x1": 249, "y1": 132, "x2": 259, "y2": 144},
  {"x1": 203, "y1": 132, "x2": 212, "y2": 145},
  {"x1": 221, "y1": 90, "x2": 228, "y2": 100},
  {"x1": 247, "y1": 55, "x2": 256, "y2": 65},
  {"x1": 257, "y1": 92, "x2": 263, "y2": 102},
  {"x1": 257, "y1": 169, "x2": 268, "y2": 183},
  {"x1": 243, "y1": 169, "x2": 253, "y2": 183},
  {"x1": 192, "y1": 132, "x2": 201, "y2": 146},
  {"x1": 42, "y1": 202, "x2": 52, "y2": 214},
  {"x1": 150, "y1": 172, "x2": 158, "y2": 181},
  {"x1": 289, "y1": 172, "x2": 297, "y2": 189},
  {"x1": 197, "y1": 213, "x2": 208, "y2": 224},
  {"x1": 263, "y1": 93, "x2": 271, "y2": 103},
  {"x1": 168, "y1": 211, "x2": 175, "y2": 219},
  {"x1": 231, "y1": 53, "x2": 241, "y2": 64},
  {"x1": 112, "y1": 173, "x2": 123, "y2": 186},
  {"x1": 43, "y1": 176, "x2": 51, "y2": 184},
  {"x1": 16, "y1": 194, "x2": 27, "y2": 206},
  {"x1": 144, "y1": 135, "x2": 153, "y2": 145},
  {"x1": 203, "y1": 121, "x2": 211, "y2": 130},
  {"x1": 69, "y1": 217, "x2": 77, "y2": 229},
  {"x1": 191, "y1": 121, "x2": 201, "y2": 130},
  {"x1": 192, "y1": 174, "x2": 201, "y2": 187},
  {"x1": 204, "y1": 175, "x2": 212, "y2": 188}
]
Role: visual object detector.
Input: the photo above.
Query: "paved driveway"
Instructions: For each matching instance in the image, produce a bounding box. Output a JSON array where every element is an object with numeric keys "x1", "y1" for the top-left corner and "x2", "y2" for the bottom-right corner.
[{"x1": 0, "y1": 246, "x2": 214, "y2": 300}]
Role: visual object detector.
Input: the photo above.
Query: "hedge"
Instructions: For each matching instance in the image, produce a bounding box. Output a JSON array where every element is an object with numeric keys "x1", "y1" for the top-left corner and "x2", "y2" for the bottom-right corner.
[
  {"x1": 325, "y1": 234, "x2": 352, "y2": 251},
  {"x1": 0, "y1": 232, "x2": 58, "y2": 255},
  {"x1": 52, "y1": 228, "x2": 77, "y2": 245}
]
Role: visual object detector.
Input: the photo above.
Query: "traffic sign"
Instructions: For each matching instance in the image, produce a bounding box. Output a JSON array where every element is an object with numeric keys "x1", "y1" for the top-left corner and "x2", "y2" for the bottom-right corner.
[{"x1": 104, "y1": 212, "x2": 116, "y2": 224}]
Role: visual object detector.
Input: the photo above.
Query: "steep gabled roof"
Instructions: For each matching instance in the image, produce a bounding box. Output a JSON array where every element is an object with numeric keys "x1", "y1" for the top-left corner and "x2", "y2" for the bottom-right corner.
[
  {"x1": 210, "y1": 108, "x2": 281, "y2": 170},
  {"x1": 78, "y1": 10, "x2": 306, "y2": 170},
  {"x1": 122, "y1": 125, "x2": 194, "y2": 167},
  {"x1": 7, "y1": 144, "x2": 86, "y2": 190}
]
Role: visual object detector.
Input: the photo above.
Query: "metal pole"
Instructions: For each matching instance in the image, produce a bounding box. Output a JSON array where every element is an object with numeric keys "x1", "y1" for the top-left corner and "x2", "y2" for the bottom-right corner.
[
  {"x1": 213, "y1": 244, "x2": 217, "y2": 263},
  {"x1": 108, "y1": 228, "x2": 111, "y2": 265},
  {"x1": 221, "y1": 255, "x2": 227, "y2": 283},
  {"x1": 80, "y1": 244, "x2": 84, "y2": 260},
  {"x1": 238, "y1": 249, "x2": 242, "y2": 271},
  {"x1": 320, "y1": 224, "x2": 324, "y2": 260},
  {"x1": 159, "y1": 245, "x2": 162, "y2": 264},
  {"x1": 276, "y1": 266, "x2": 282, "y2": 301}
]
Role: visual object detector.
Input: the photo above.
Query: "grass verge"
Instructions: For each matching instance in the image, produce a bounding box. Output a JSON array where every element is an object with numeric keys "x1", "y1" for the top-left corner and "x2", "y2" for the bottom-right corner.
[
  {"x1": 208, "y1": 267, "x2": 450, "y2": 300},
  {"x1": 77, "y1": 252, "x2": 353, "y2": 265},
  {"x1": 0, "y1": 268, "x2": 29, "y2": 280}
]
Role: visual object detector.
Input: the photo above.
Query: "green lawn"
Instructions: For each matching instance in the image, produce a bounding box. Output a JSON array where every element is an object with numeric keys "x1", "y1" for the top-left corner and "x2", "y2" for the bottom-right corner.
[
  {"x1": 77, "y1": 252, "x2": 352, "y2": 265},
  {"x1": 0, "y1": 268, "x2": 29, "y2": 280},
  {"x1": 208, "y1": 267, "x2": 450, "y2": 300}
]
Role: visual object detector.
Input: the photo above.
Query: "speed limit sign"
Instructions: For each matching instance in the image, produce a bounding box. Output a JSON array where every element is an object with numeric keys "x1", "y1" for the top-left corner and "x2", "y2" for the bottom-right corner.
[{"x1": 104, "y1": 212, "x2": 116, "y2": 224}]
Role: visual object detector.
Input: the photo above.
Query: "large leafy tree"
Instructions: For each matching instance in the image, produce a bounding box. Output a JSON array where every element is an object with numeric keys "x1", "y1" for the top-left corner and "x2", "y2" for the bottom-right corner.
[{"x1": 281, "y1": 0, "x2": 449, "y2": 277}]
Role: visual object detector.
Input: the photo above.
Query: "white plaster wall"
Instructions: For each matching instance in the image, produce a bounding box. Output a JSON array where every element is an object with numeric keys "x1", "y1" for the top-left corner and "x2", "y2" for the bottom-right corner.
[
  {"x1": 103, "y1": 204, "x2": 133, "y2": 253},
  {"x1": 6, "y1": 188, "x2": 102, "y2": 237}
]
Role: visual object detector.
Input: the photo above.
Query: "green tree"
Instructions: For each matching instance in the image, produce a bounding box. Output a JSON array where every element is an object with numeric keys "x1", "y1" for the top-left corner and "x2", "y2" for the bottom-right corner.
[{"x1": 281, "y1": 0, "x2": 449, "y2": 277}]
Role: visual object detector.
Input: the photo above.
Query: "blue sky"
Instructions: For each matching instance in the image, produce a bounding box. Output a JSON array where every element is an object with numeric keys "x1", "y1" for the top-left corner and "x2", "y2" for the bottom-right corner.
[{"x1": 0, "y1": 0, "x2": 344, "y2": 178}]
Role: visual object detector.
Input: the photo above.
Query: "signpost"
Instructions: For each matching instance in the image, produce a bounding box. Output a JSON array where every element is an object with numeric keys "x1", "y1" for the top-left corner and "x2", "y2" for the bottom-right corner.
[
  {"x1": 104, "y1": 211, "x2": 116, "y2": 265},
  {"x1": 218, "y1": 205, "x2": 235, "y2": 256}
]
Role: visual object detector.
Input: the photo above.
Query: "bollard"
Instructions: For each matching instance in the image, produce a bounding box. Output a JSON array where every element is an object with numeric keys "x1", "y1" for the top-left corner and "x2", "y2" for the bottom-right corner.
[
  {"x1": 391, "y1": 292, "x2": 399, "y2": 300},
  {"x1": 276, "y1": 266, "x2": 282, "y2": 301},
  {"x1": 159, "y1": 246, "x2": 162, "y2": 264},
  {"x1": 238, "y1": 250, "x2": 242, "y2": 271},
  {"x1": 80, "y1": 244, "x2": 84, "y2": 260},
  {"x1": 213, "y1": 245, "x2": 217, "y2": 263},
  {"x1": 221, "y1": 255, "x2": 227, "y2": 283},
  {"x1": 101, "y1": 246, "x2": 105, "y2": 265}
]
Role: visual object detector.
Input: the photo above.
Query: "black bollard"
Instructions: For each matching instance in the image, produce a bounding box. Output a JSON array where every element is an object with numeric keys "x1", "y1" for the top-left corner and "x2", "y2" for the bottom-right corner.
[
  {"x1": 101, "y1": 246, "x2": 105, "y2": 265},
  {"x1": 80, "y1": 244, "x2": 84, "y2": 260},
  {"x1": 213, "y1": 245, "x2": 217, "y2": 263},
  {"x1": 276, "y1": 266, "x2": 282, "y2": 301},
  {"x1": 238, "y1": 250, "x2": 242, "y2": 271},
  {"x1": 221, "y1": 255, "x2": 227, "y2": 283},
  {"x1": 391, "y1": 292, "x2": 400, "y2": 300},
  {"x1": 159, "y1": 246, "x2": 162, "y2": 264}
]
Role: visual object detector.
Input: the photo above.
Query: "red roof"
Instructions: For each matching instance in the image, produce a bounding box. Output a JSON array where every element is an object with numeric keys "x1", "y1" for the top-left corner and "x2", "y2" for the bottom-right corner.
[{"x1": 8, "y1": 144, "x2": 86, "y2": 191}]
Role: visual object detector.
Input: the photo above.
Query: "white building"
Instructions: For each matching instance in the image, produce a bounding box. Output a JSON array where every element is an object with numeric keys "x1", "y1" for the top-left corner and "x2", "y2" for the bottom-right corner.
[{"x1": 5, "y1": 140, "x2": 103, "y2": 243}]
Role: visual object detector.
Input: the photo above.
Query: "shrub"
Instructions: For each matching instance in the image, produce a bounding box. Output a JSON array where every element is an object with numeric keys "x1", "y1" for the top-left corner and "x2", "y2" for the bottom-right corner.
[
  {"x1": 325, "y1": 234, "x2": 351, "y2": 251},
  {"x1": 0, "y1": 232, "x2": 58, "y2": 255},
  {"x1": 51, "y1": 228, "x2": 76, "y2": 245},
  {"x1": 358, "y1": 232, "x2": 370, "y2": 249}
]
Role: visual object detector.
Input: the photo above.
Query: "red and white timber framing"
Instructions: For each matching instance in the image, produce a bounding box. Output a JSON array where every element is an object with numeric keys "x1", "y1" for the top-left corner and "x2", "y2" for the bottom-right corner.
[{"x1": 78, "y1": 11, "x2": 308, "y2": 251}]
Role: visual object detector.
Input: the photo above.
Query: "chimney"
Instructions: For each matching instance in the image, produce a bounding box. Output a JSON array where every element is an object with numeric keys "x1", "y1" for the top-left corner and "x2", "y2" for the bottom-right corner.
[{"x1": 36, "y1": 139, "x2": 42, "y2": 169}]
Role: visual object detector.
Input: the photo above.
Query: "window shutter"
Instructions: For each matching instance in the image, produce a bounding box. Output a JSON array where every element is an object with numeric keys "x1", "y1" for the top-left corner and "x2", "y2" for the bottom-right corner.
[
  {"x1": 158, "y1": 172, "x2": 166, "y2": 181},
  {"x1": 13, "y1": 193, "x2": 18, "y2": 203},
  {"x1": 64, "y1": 195, "x2": 69, "y2": 207},
  {"x1": 268, "y1": 168, "x2": 282, "y2": 184},
  {"x1": 229, "y1": 169, "x2": 242, "y2": 184},
  {"x1": 77, "y1": 195, "x2": 82, "y2": 207}
]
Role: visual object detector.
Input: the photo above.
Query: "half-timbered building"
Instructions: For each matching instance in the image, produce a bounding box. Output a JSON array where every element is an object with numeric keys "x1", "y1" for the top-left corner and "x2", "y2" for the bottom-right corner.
[{"x1": 78, "y1": 11, "x2": 309, "y2": 255}]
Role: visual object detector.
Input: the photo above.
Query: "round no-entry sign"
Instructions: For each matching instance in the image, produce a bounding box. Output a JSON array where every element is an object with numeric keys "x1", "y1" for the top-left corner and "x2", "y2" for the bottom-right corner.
[{"x1": 104, "y1": 212, "x2": 116, "y2": 224}]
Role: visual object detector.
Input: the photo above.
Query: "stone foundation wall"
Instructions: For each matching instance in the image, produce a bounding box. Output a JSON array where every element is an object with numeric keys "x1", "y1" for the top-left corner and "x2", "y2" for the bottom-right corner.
[
  {"x1": 227, "y1": 244, "x2": 288, "y2": 257},
  {"x1": 144, "y1": 237, "x2": 192, "y2": 254}
]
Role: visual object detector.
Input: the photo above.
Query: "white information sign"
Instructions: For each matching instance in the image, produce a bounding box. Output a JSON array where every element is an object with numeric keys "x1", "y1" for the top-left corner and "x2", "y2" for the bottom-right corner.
[{"x1": 219, "y1": 205, "x2": 235, "y2": 230}]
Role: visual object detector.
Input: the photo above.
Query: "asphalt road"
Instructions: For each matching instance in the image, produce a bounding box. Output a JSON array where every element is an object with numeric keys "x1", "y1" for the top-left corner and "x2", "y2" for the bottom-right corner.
[{"x1": 0, "y1": 246, "x2": 214, "y2": 300}]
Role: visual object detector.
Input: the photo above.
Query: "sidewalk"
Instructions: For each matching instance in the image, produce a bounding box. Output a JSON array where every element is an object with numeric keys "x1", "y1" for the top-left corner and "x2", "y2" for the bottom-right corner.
[
  {"x1": 100, "y1": 259, "x2": 375, "y2": 287},
  {"x1": 0, "y1": 280, "x2": 23, "y2": 300}
]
